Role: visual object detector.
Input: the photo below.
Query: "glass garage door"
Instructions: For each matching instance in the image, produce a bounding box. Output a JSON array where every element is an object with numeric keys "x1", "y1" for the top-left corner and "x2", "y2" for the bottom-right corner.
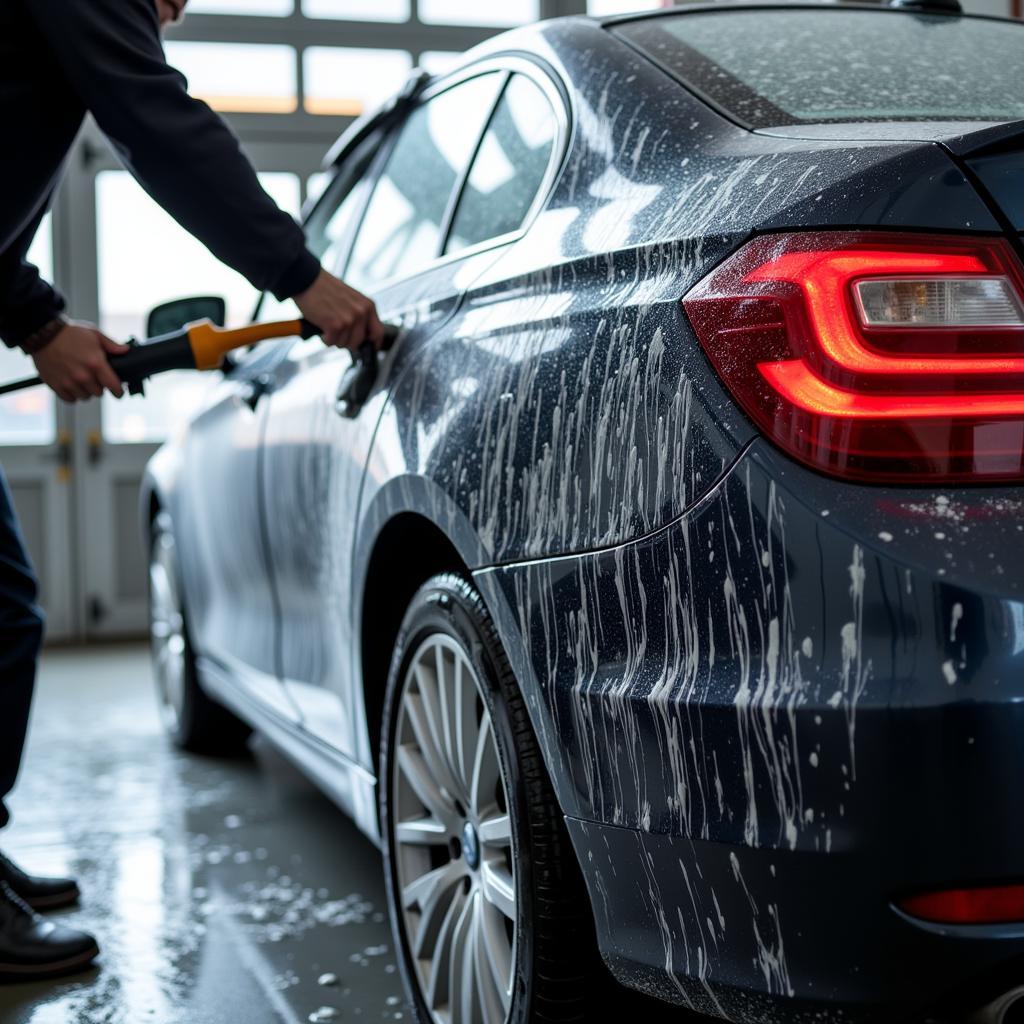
[
  {"x1": 0, "y1": 0, "x2": 559, "y2": 639},
  {"x1": 0, "y1": 217, "x2": 75, "y2": 639}
]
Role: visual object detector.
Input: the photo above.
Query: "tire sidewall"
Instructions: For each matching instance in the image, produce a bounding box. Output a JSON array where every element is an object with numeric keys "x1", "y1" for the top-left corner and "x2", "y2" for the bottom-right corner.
[{"x1": 380, "y1": 576, "x2": 535, "y2": 1024}]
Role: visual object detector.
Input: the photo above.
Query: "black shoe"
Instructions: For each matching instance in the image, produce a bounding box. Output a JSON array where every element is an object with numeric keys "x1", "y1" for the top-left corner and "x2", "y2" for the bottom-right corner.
[
  {"x1": 0, "y1": 851, "x2": 79, "y2": 910},
  {"x1": 0, "y1": 881, "x2": 98, "y2": 981}
]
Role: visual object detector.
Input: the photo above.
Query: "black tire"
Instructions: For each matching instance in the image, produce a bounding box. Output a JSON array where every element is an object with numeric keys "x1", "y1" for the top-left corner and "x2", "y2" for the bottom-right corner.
[
  {"x1": 380, "y1": 573, "x2": 593, "y2": 1024},
  {"x1": 148, "y1": 512, "x2": 250, "y2": 755}
]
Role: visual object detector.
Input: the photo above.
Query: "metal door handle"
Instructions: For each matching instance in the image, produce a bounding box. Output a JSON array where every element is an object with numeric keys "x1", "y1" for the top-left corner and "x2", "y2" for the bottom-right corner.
[
  {"x1": 43, "y1": 430, "x2": 73, "y2": 483},
  {"x1": 335, "y1": 343, "x2": 378, "y2": 418}
]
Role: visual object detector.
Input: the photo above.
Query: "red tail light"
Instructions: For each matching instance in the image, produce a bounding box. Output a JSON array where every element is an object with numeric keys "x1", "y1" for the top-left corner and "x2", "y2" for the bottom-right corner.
[
  {"x1": 682, "y1": 233, "x2": 1024, "y2": 483},
  {"x1": 898, "y1": 884, "x2": 1024, "y2": 925}
]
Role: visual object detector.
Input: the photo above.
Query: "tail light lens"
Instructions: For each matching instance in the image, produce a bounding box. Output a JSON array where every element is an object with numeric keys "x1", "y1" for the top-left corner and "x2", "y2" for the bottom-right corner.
[
  {"x1": 898, "y1": 884, "x2": 1024, "y2": 925},
  {"x1": 682, "y1": 232, "x2": 1024, "y2": 483}
]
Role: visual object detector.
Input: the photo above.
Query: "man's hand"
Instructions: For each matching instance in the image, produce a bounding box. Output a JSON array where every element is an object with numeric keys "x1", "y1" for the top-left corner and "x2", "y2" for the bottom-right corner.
[
  {"x1": 294, "y1": 269, "x2": 384, "y2": 352},
  {"x1": 155, "y1": 0, "x2": 187, "y2": 28},
  {"x1": 32, "y1": 323, "x2": 131, "y2": 402}
]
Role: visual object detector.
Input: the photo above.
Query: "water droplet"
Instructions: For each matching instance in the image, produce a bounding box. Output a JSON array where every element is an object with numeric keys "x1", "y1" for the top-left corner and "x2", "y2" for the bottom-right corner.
[
  {"x1": 318, "y1": 973, "x2": 339, "y2": 987},
  {"x1": 309, "y1": 1008, "x2": 338, "y2": 1023}
]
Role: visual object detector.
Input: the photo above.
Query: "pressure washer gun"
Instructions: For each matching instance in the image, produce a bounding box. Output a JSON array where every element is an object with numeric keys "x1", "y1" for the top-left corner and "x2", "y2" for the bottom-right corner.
[{"x1": 0, "y1": 318, "x2": 398, "y2": 398}]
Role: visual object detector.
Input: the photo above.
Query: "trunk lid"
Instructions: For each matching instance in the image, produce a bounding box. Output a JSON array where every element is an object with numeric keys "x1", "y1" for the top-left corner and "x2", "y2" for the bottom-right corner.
[
  {"x1": 756, "y1": 120, "x2": 1024, "y2": 233},
  {"x1": 947, "y1": 120, "x2": 1024, "y2": 233}
]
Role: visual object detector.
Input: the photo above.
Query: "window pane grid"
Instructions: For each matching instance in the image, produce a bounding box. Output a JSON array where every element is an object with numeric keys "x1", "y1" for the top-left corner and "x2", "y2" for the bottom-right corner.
[
  {"x1": 97, "y1": 171, "x2": 301, "y2": 444},
  {"x1": 303, "y1": 47, "x2": 413, "y2": 116},
  {"x1": 165, "y1": 40, "x2": 298, "y2": 113},
  {"x1": 0, "y1": 215, "x2": 55, "y2": 446},
  {"x1": 164, "y1": 5, "x2": 539, "y2": 120}
]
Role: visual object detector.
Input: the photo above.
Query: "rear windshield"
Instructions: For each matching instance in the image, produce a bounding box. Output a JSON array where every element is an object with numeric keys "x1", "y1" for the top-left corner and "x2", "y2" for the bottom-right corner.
[{"x1": 615, "y1": 10, "x2": 1024, "y2": 127}]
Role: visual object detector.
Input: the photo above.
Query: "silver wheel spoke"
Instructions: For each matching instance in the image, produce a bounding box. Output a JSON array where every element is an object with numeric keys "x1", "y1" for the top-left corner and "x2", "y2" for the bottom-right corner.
[
  {"x1": 449, "y1": 892, "x2": 476, "y2": 1024},
  {"x1": 406, "y1": 685, "x2": 464, "y2": 805},
  {"x1": 477, "y1": 814, "x2": 511, "y2": 849},
  {"x1": 480, "y1": 860, "x2": 516, "y2": 920},
  {"x1": 452, "y1": 656, "x2": 478, "y2": 797},
  {"x1": 395, "y1": 817, "x2": 449, "y2": 846},
  {"x1": 406, "y1": 860, "x2": 465, "y2": 959},
  {"x1": 436, "y1": 646, "x2": 469, "y2": 803},
  {"x1": 397, "y1": 745, "x2": 459, "y2": 832},
  {"x1": 477, "y1": 898, "x2": 513, "y2": 1015},
  {"x1": 470, "y1": 713, "x2": 500, "y2": 816},
  {"x1": 425, "y1": 883, "x2": 466, "y2": 1010}
]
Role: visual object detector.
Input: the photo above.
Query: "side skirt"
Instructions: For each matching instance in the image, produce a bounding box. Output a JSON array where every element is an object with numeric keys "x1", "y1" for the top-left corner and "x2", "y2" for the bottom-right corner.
[{"x1": 196, "y1": 655, "x2": 382, "y2": 847}]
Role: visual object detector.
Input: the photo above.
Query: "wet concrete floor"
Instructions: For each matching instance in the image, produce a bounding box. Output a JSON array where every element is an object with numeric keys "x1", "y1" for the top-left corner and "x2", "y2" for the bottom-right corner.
[
  {"x1": 0, "y1": 644, "x2": 694, "y2": 1024},
  {"x1": 0, "y1": 645, "x2": 404, "y2": 1024}
]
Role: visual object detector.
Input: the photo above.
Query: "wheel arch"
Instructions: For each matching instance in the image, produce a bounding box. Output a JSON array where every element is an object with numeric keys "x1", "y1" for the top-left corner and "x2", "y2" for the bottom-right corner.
[
  {"x1": 355, "y1": 477, "x2": 579, "y2": 823},
  {"x1": 139, "y1": 475, "x2": 168, "y2": 562},
  {"x1": 139, "y1": 442, "x2": 184, "y2": 549},
  {"x1": 358, "y1": 511, "x2": 471, "y2": 772}
]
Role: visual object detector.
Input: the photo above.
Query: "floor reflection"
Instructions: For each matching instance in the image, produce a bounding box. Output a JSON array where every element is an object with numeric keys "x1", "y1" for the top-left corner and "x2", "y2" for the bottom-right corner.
[{"x1": 0, "y1": 645, "x2": 403, "y2": 1024}]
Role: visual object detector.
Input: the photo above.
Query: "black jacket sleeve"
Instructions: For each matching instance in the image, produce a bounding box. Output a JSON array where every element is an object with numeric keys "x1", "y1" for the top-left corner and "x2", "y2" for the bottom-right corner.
[
  {"x1": 0, "y1": 210, "x2": 66, "y2": 348},
  {"x1": 27, "y1": 0, "x2": 320, "y2": 302}
]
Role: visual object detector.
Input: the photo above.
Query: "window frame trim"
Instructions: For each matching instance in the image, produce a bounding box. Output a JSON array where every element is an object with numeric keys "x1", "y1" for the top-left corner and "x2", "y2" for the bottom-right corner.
[
  {"x1": 305, "y1": 127, "x2": 392, "y2": 269},
  {"x1": 341, "y1": 52, "x2": 571, "y2": 293},
  {"x1": 341, "y1": 63, "x2": 507, "y2": 288},
  {"x1": 246, "y1": 123, "x2": 392, "y2": 352},
  {"x1": 439, "y1": 61, "x2": 565, "y2": 259}
]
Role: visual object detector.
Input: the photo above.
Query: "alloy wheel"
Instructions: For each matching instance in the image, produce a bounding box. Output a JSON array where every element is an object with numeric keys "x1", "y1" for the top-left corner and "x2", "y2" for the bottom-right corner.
[
  {"x1": 149, "y1": 528, "x2": 188, "y2": 732},
  {"x1": 391, "y1": 634, "x2": 517, "y2": 1024}
]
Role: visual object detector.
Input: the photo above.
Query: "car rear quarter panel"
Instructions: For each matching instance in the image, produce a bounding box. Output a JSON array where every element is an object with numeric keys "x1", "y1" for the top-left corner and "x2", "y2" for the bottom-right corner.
[
  {"x1": 360, "y1": 18, "x2": 1000, "y2": 571},
  {"x1": 473, "y1": 440, "x2": 1024, "y2": 1016},
  {"x1": 353, "y1": 19, "x2": 1022, "y2": 1016}
]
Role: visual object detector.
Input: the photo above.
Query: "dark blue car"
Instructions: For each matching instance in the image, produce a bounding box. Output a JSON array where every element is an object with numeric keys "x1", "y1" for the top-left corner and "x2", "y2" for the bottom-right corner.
[{"x1": 143, "y1": 5, "x2": 1024, "y2": 1021}]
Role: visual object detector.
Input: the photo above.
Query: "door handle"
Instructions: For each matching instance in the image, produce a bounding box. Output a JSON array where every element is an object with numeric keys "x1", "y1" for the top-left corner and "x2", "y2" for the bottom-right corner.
[
  {"x1": 241, "y1": 374, "x2": 271, "y2": 412},
  {"x1": 43, "y1": 429, "x2": 73, "y2": 483},
  {"x1": 335, "y1": 343, "x2": 378, "y2": 418}
]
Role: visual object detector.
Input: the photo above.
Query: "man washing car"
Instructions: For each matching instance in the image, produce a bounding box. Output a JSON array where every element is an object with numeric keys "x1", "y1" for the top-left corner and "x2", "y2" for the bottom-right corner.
[{"x1": 0, "y1": 0, "x2": 383, "y2": 979}]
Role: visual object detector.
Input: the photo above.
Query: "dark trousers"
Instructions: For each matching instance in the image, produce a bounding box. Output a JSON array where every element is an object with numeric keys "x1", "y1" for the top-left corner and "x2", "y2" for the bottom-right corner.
[{"x1": 0, "y1": 466, "x2": 41, "y2": 830}]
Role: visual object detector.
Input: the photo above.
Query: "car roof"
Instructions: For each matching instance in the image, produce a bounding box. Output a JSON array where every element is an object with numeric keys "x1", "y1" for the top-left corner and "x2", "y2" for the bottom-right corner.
[{"x1": 595, "y1": 0, "x2": 1020, "y2": 28}]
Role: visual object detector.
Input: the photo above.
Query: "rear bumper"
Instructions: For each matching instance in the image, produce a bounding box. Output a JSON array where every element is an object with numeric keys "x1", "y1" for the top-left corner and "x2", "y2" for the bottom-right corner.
[
  {"x1": 476, "y1": 440, "x2": 1024, "y2": 1019},
  {"x1": 564, "y1": 816, "x2": 1024, "y2": 1021}
]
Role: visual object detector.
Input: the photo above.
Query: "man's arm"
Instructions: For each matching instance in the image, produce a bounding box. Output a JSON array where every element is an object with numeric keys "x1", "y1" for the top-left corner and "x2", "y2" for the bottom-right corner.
[
  {"x1": 28, "y1": 0, "x2": 317, "y2": 301},
  {"x1": 27, "y1": 0, "x2": 382, "y2": 350},
  {"x1": 0, "y1": 188, "x2": 132, "y2": 400}
]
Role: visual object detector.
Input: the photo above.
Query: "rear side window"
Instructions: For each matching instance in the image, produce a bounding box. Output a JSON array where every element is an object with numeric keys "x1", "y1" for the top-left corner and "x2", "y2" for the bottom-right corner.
[
  {"x1": 306, "y1": 138, "x2": 378, "y2": 276},
  {"x1": 346, "y1": 73, "x2": 503, "y2": 288},
  {"x1": 446, "y1": 74, "x2": 558, "y2": 254},
  {"x1": 252, "y1": 137, "x2": 377, "y2": 329},
  {"x1": 616, "y1": 11, "x2": 1024, "y2": 127}
]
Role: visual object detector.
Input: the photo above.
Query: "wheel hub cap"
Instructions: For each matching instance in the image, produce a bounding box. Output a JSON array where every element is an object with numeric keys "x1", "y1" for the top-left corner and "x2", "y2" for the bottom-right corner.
[{"x1": 461, "y1": 821, "x2": 480, "y2": 871}]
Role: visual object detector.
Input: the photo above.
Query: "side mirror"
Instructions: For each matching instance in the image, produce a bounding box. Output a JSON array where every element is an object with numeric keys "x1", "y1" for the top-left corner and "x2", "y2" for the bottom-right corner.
[{"x1": 146, "y1": 296, "x2": 226, "y2": 339}]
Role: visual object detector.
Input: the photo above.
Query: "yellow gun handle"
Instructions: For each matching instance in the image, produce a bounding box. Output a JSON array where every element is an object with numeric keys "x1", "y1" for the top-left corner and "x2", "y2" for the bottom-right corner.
[{"x1": 186, "y1": 318, "x2": 312, "y2": 371}]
